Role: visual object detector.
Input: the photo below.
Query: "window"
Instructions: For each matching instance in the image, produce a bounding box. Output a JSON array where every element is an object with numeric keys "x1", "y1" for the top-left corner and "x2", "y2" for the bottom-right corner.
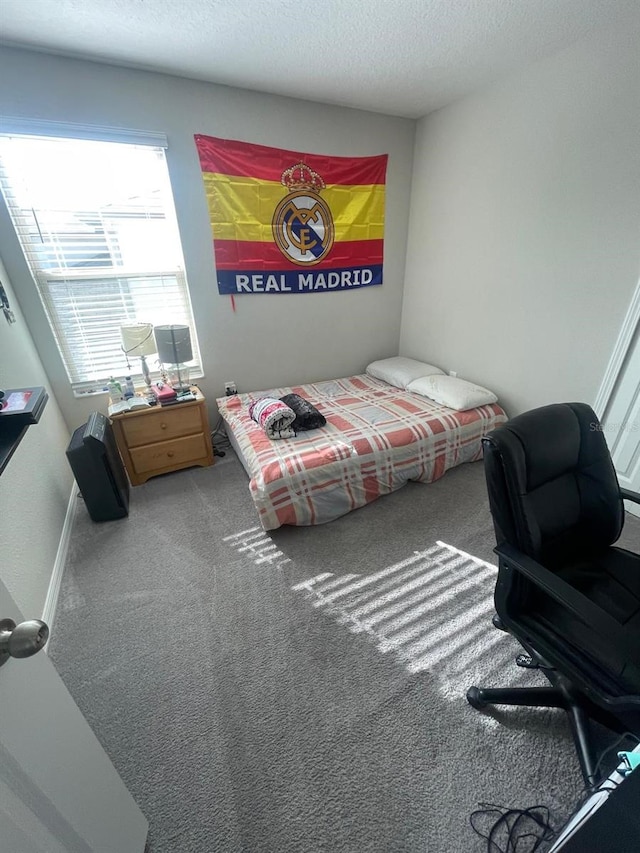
[{"x1": 0, "y1": 131, "x2": 200, "y2": 390}]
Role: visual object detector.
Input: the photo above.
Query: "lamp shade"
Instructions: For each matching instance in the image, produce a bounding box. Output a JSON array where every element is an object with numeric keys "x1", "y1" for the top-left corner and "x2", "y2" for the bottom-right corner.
[
  {"x1": 154, "y1": 325, "x2": 193, "y2": 364},
  {"x1": 120, "y1": 323, "x2": 156, "y2": 357}
]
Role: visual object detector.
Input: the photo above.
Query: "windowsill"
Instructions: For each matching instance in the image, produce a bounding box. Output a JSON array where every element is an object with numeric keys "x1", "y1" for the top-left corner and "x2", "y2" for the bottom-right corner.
[
  {"x1": 73, "y1": 387, "x2": 110, "y2": 399},
  {"x1": 72, "y1": 371, "x2": 205, "y2": 399}
]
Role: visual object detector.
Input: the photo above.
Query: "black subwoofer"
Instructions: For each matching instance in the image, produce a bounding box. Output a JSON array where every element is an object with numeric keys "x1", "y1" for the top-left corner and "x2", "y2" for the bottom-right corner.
[{"x1": 66, "y1": 412, "x2": 129, "y2": 522}]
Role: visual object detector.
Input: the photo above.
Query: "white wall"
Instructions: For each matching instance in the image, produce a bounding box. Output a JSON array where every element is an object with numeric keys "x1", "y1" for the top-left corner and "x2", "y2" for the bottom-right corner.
[
  {"x1": 0, "y1": 46, "x2": 415, "y2": 430},
  {"x1": 0, "y1": 257, "x2": 73, "y2": 618},
  {"x1": 400, "y1": 22, "x2": 640, "y2": 416}
]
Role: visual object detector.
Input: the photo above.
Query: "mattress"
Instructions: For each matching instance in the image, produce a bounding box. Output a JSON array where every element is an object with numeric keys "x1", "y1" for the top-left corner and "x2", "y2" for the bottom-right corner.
[{"x1": 217, "y1": 374, "x2": 507, "y2": 531}]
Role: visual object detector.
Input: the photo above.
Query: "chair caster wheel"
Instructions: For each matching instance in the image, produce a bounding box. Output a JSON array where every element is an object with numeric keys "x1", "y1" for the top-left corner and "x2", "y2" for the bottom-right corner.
[{"x1": 466, "y1": 687, "x2": 487, "y2": 710}]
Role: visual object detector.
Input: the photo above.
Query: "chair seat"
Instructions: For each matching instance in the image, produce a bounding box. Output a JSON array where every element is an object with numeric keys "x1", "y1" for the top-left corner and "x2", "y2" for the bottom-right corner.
[{"x1": 528, "y1": 546, "x2": 640, "y2": 695}]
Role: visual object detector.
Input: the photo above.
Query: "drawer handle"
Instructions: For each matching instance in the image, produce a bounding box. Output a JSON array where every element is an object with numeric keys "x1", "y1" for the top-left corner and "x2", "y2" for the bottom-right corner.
[
  {"x1": 167, "y1": 451, "x2": 175, "y2": 458},
  {"x1": 160, "y1": 423, "x2": 168, "y2": 430}
]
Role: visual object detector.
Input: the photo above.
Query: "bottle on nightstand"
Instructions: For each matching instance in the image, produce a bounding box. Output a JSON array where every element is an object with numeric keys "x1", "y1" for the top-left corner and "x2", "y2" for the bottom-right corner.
[{"x1": 107, "y1": 377, "x2": 124, "y2": 401}]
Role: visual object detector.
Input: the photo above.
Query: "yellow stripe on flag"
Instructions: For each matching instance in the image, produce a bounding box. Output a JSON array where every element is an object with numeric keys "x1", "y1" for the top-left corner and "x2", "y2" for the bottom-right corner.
[{"x1": 202, "y1": 172, "x2": 386, "y2": 243}]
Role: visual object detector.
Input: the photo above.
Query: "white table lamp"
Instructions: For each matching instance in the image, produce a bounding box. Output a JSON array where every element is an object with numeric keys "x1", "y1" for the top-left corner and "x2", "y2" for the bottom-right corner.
[{"x1": 120, "y1": 323, "x2": 156, "y2": 388}]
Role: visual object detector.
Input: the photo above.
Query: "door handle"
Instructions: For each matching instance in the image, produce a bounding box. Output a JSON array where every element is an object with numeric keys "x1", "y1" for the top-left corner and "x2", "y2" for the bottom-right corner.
[{"x1": 0, "y1": 618, "x2": 49, "y2": 667}]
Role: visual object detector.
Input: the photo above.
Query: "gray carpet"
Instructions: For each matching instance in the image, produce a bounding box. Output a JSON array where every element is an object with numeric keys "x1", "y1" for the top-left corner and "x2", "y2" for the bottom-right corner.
[{"x1": 49, "y1": 454, "x2": 640, "y2": 853}]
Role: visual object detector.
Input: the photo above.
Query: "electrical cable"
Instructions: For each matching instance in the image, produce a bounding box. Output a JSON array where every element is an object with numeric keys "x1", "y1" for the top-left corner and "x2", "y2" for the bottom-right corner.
[
  {"x1": 211, "y1": 415, "x2": 232, "y2": 457},
  {"x1": 469, "y1": 732, "x2": 640, "y2": 852},
  {"x1": 469, "y1": 802, "x2": 554, "y2": 852}
]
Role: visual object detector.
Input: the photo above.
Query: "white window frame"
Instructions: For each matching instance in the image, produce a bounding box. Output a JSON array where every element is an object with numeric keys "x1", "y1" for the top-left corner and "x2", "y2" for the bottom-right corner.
[{"x1": 0, "y1": 119, "x2": 202, "y2": 394}]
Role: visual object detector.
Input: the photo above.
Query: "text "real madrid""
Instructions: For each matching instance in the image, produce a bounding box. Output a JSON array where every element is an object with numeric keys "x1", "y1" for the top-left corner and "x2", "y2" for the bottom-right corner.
[{"x1": 234, "y1": 269, "x2": 375, "y2": 293}]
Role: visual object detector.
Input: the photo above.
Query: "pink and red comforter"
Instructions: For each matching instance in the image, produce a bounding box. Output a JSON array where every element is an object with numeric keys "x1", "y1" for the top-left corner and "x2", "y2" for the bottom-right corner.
[{"x1": 217, "y1": 374, "x2": 507, "y2": 530}]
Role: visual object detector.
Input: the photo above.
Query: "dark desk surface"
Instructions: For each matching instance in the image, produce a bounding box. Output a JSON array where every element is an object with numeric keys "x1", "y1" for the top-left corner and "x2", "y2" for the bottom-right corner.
[{"x1": 0, "y1": 389, "x2": 49, "y2": 475}]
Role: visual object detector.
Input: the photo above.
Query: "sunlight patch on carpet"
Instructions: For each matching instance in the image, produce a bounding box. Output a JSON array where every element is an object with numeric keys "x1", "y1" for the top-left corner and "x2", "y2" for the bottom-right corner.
[
  {"x1": 224, "y1": 526, "x2": 291, "y2": 567},
  {"x1": 291, "y1": 541, "x2": 520, "y2": 702}
]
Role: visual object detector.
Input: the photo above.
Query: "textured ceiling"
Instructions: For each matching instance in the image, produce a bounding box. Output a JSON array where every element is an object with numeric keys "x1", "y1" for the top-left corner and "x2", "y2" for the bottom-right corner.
[{"x1": 1, "y1": 0, "x2": 638, "y2": 118}]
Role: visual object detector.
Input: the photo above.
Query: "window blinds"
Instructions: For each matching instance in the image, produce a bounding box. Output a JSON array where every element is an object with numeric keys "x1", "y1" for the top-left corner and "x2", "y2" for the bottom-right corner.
[{"x1": 0, "y1": 133, "x2": 200, "y2": 389}]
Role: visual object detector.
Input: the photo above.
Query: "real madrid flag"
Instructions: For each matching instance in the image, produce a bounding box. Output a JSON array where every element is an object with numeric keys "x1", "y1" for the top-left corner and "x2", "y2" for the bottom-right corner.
[{"x1": 194, "y1": 135, "x2": 387, "y2": 295}]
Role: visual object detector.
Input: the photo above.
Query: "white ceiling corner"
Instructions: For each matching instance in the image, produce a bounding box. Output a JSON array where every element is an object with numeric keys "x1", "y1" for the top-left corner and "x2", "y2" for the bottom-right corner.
[{"x1": 0, "y1": 0, "x2": 638, "y2": 118}]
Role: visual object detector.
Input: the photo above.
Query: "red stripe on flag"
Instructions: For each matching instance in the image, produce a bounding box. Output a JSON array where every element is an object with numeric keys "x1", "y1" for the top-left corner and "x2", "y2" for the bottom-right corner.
[
  {"x1": 194, "y1": 135, "x2": 387, "y2": 187},
  {"x1": 211, "y1": 238, "x2": 384, "y2": 270}
]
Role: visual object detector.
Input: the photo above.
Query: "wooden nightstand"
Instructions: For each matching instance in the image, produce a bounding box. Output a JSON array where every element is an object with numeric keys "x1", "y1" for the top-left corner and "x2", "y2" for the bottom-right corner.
[{"x1": 110, "y1": 389, "x2": 214, "y2": 485}]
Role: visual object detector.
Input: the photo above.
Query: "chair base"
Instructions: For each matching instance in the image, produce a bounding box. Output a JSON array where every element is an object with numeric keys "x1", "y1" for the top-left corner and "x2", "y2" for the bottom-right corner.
[
  {"x1": 467, "y1": 684, "x2": 565, "y2": 710},
  {"x1": 467, "y1": 680, "x2": 599, "y2": 790}
]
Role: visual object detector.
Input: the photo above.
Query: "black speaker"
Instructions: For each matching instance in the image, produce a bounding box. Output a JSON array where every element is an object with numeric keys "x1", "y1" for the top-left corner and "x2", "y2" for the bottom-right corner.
[{"x1": 66, "y1": 412, "x2": 129, "y2": 522}]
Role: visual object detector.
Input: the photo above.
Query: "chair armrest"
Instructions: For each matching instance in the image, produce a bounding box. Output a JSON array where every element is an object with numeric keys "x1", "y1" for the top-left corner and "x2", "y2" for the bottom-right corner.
[
  {"x1": 620, "y1": 488, "x2": 640, "y2": 505},
  {"x1": 496, "y1": 543, "x2": 637, "y2": 660}
]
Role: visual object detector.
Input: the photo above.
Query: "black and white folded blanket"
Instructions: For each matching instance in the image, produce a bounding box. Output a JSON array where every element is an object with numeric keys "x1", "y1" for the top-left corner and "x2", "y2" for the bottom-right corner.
[
  {"x1": 249, "y1": 397, "x2": 296, "y2": 439},
  {"x1": 280, "y1": 393, "x2": 327, "y2": 431}
]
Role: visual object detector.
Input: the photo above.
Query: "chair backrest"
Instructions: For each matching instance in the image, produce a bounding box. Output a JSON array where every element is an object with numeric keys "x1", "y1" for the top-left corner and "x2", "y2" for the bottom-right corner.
[{"x1": 482, "y1": 402, "x2": 624, "y2": 566}]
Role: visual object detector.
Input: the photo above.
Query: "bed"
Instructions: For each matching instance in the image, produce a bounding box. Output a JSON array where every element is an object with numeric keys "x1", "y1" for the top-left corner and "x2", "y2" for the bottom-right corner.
[{"x1": 217, "y1": 373, "x2": 507, "y2": 531}]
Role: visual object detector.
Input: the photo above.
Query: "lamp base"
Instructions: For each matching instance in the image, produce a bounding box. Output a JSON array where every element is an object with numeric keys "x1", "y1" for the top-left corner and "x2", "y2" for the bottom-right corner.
[
  {"x1": 140, "y1": 354, "x2": 152, "y2": 388},
  {"x1": 165, "y1": 363, "x2": 190, "y2": 393}
]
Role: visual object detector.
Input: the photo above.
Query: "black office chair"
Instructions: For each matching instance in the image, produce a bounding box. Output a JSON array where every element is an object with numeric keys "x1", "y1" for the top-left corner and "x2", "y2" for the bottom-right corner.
[{"x1": 467, "y1": 402, "x2": 640, "y2": 790}]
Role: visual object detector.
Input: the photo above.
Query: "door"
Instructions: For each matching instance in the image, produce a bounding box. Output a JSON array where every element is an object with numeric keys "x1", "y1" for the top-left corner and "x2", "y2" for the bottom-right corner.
[
  {"x1": 602, "y1": 324, "x2": 640, "y2": 518},
  {"x1": 0, "y1": 578, "x2": 148, "y2": 853}
]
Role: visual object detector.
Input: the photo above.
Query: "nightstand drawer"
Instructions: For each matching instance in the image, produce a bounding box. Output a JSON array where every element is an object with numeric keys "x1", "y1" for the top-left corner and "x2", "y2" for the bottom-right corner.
[
  {"x1": 120, "y1": 406, "x2": 204, "y2": 447},
  {"x1": 130, "y1": 433, "x2": 209, "y2": 475}
]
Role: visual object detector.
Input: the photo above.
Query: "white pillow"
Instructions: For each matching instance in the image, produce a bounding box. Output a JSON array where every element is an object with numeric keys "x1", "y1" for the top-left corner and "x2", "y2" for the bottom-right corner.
[
  {"x1": 406, "y1": 374, "x2": 498, "y2": 411},
  {"x1": 366, "y1": 357, "x2": 444, "y2": 389}
]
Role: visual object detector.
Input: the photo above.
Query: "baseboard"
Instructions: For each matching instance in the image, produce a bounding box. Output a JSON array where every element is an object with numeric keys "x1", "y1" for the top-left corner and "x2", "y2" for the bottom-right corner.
[{"x1": 42, "y1": 484, "x2": 78, "y2": 636}]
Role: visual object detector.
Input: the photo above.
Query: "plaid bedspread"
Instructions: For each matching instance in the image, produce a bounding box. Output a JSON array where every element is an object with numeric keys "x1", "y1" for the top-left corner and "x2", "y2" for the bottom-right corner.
[{"x1": 217, "y1": 374, "x2": 507, "y2": 530}]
